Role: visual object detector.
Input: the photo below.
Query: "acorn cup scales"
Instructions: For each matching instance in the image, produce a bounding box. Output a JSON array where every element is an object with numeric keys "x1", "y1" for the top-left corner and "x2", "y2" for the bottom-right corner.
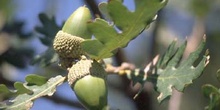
[{"x1": 53, "y1": 31, "x2": 85, "y2": 58}]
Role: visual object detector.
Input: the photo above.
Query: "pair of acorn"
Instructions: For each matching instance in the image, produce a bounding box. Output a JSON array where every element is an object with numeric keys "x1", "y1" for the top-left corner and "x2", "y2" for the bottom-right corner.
[{"x1": 53, "y1": 6, "x2": 108, "y2": 110}]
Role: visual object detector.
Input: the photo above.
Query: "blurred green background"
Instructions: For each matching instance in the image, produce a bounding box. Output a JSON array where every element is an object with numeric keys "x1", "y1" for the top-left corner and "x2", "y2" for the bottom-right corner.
[{"x1": 0, "y1": 0, "x2": 220, "y2": 110}]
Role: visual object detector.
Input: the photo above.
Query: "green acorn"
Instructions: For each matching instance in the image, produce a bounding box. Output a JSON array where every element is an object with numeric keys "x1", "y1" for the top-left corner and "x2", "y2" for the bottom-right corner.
[
  {"x1": 68, "y1": 58, "x2": 108, "y2": 110},
  {"x1": 62, "y1": 6, "x2": 92, "y2": 39},
  {"x1": 53, "y1": 6, "x2": 109, "y2": 110},
  {"x1": 53, "y1": 6, "x2": 92, "y2": 68}
]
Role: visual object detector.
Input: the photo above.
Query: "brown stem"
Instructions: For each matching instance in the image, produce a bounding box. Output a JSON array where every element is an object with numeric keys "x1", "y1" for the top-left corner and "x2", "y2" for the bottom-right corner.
[
  {"x1": 105, "y1": 62, "x2": 135, "y2": 74},
  {"x1": 83, "y1": 0, "x2": 103, "y2": 18},
  {"x1": 114, "y1": 50, "x2": 152, "y2": 110},
  {"x1": 148, "y1": 10, "x2": 163, "y2": 61}
]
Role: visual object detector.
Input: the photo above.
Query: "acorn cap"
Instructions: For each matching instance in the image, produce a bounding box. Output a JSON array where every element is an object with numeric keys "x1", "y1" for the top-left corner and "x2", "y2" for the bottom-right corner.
[{"x1": 53, "y1": 31, "x2": 85, "y2": 58}]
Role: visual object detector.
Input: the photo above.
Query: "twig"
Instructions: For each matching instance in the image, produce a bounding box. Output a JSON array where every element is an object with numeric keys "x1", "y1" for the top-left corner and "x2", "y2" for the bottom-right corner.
[
  {"x1": 144, "y1": 55, "x2": 159, "y2": 74},
  {"x1": 105, "y1": 62, "x2": 135, "y2": 75},
  {"x1": 105, "y1": 55, "x2": 160, "y2": 110},
  {"x1": 148, "y1": 10, "x2": 163, "y2": 61},
  {"x1": 83, "y1": 0, "x2": 103, "y2": 18},
  {"x1": 105, "y1": 55, "x2": 159, "y2": 78}
]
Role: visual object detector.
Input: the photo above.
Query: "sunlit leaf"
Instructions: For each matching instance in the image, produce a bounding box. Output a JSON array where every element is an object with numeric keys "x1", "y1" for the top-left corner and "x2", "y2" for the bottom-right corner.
[
  {"x1": 147, "y1": 38, "x2": 209, "y2": 103},
  {"x1": 0, "y1": 75, "x2": 66, "y2": 110},
  {"x1": 0, "y1": 74, "x2": 51, "y2": 100},
  {"x1": 82, "y1": 0, "x2": 167, "y2": 60}
]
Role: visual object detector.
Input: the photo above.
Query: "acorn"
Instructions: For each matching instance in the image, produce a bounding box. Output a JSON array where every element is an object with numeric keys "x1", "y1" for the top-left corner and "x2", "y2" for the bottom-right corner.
[
  {"x1": 53, "y1": 6, "x2": 109, "y2": 110},
  {"x1": 62, "y1": 6, "x2": 92, "y2": 39},
  {"x1": 68, "y1": 57, "x2": 108, "y2": 110},
  {"x1": 53, "y1": 6, "x2": 92, "y2": 68}
]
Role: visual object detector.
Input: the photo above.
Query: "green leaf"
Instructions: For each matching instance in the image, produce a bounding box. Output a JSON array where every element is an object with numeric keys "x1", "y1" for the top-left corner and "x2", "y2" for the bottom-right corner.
[
  {"x1": 216, "y1": 69, "x2": 220, "y2": 82},
  {"x1": 0, "y1": 84, "x2": 15, "y2": 99},
  {"x1": 1, "y1": 75, "x2": 66, "y2": 110},
  {"x1": 190, "y1": 0, "x2": 213, "y2": 17},
  {"x1": 0, "y1": 0, "x2": 13, "y2": 19},
  {"x1": 82, "y1": 0, "x2": 168, "y2": 60},
  {"x1": 14, "y1": 82, "x2": 33, "y2": 95},
  {"x1": 156, "y1": 40, "x2": 177, "y2": 68},
  {"x1": 0, "y1": 83, "x2": 32, "y2": 101},
  {"x1": 25, "y1": 74, "x2": 48, "y2": 86},
  {"x1": 147, "y1": 38, "x2": 209, "y2": 103},
  {"x1": 32, "y1": 13, "x2": 62, "y2": 66},
  {"x1": 98, "y1": 3, "x2": 112, "y2": 21},
  {"x1": 0, "y1": 74, "x2": 50, "y2": 100},
  {"x1": 202, "y1": 84, "x2": 220, "y2": 110},
  {"x1": 31, "y1": 47, "x2": 58, "y2": 67},
  {"x1": 35, "y1": 13, "x2": 62, "y2": 46}
]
